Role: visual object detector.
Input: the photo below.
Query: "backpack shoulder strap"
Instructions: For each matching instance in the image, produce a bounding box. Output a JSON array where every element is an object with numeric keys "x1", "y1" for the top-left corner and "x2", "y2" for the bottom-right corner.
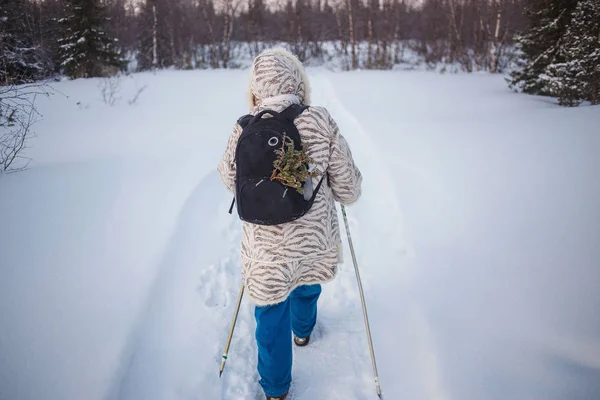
[
  {"x1": 237, "y1": 114, "x2": 253, "y2": 128},
  {"x1": 229, "y1": 113, "x2": 253, "y2": 215},
  {"x1": 280, "y1": 104, "x2": 309, "y2": 121}
]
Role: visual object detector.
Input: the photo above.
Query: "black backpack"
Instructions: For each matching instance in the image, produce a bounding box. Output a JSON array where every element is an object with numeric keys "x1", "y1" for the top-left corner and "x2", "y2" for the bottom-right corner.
[{"x1": 228, "y1": 104, "x2": 324, "y2": 225}]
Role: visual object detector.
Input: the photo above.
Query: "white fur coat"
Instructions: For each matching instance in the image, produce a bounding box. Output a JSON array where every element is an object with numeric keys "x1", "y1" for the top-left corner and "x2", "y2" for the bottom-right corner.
[{"x1": 218, "y1": 48, "x2": 362, "y2": 306}]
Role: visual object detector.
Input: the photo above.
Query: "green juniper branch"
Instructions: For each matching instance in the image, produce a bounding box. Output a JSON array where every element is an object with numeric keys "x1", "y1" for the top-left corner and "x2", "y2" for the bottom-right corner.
[{"x1": 270, "y1": 135, "x2": 319, "y2": 194}]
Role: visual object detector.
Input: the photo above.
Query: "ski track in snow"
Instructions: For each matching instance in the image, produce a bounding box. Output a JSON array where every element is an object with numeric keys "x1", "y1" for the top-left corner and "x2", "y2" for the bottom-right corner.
[
  {"x1": 117, "y1": 71, "x2": 419, "y2": 400},
  {"x1": 312, "y1": 74, "x2": 448, "y2": 400}
]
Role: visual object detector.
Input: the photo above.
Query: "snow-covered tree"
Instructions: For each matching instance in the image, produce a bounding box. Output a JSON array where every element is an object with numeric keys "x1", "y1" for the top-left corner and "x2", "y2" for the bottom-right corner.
[
  {"x1": 0, "y1": 0, "x2": 50, "y2": 84},
  {"x1": 58, "y1": 0, "x2": 124, "y2": 79},
  {"x1": 509, "y1": 0, "x2": 578, "y2": 95},
  {"x1": 542, "y1": 0, "x2": 600, "y2": 106}
]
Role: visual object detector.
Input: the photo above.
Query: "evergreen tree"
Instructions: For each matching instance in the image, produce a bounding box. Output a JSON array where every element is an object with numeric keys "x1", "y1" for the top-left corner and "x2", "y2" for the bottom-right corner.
[
  {"x1": 58, "y1": 0, "x2": 124, "y2": 79},
  {"x1": 0, "y1": 0, "x2": 50, "y2": 84},
  {"x1": 509, "y1": 0, "x2": 578, "y2": 95},
  {"x1": 542, "y1": 0, "x2": 600, "y2": 106}
]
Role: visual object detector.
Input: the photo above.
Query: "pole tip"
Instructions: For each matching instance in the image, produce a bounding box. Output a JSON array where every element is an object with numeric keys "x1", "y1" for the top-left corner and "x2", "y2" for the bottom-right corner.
[{"x1": 219, "y1": 370, "x2": 223, "y2": 378}]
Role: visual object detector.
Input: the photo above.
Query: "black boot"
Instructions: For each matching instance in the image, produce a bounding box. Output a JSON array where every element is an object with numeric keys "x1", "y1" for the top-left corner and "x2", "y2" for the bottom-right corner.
[{"x1": 294, "y1": 335, "x2": 310, "y2": 347}]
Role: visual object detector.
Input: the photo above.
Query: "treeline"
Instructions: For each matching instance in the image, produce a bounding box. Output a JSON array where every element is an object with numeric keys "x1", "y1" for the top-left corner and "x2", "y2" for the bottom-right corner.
[
  {"x1": 2, "y1": 0, "x2": 597, "y2": 105},
  {"x1": 2, "y1": 0, "x2": 527, "y2": 82}
]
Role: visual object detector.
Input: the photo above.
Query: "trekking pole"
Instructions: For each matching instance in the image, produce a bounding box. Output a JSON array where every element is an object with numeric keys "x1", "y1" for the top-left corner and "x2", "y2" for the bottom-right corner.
[
  {"x1": 341, "y1": 205, "x2": 382, "y2": 399},
  {"x1": 219, "y1": 283, "x2": 244, "y2": 377}
]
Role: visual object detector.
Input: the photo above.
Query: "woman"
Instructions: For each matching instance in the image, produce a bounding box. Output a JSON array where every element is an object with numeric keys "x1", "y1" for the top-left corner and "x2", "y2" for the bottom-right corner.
[{"x1": 218, "y1": 48, "x2": 362, "y2": 400}]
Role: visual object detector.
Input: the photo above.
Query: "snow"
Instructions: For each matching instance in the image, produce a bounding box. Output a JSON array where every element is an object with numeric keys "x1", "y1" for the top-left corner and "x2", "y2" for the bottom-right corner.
[
  {"x1": 1, "y1": 69, "x2": 599, "y2": 400},
  {"x1": 60, "y1": 57, "x2": 75, "y2": 66}
]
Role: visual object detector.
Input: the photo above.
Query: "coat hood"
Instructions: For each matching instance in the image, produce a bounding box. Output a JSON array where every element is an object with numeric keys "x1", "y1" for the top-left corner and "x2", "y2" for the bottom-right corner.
[{"x1": 247, "y1": 48, "x2": 311, "y2": 108}]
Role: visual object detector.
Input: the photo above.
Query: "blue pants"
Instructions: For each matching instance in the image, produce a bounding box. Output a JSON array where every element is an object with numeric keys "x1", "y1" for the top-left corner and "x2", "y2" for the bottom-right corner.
[{"x1": 254, "y1": 284, "x2": 322, "y2": 398}]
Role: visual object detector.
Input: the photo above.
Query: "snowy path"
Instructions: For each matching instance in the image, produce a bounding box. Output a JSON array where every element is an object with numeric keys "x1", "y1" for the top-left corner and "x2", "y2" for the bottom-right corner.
[
  {"x1": 116, "y1": 72, "x2": 600, "y2": 400},
  {"x1": 2, "y1": 69, "x2": 599, "y2": 400},
  {"x1": 117, "y1": 72, "x2": 426, "y2": 400}
]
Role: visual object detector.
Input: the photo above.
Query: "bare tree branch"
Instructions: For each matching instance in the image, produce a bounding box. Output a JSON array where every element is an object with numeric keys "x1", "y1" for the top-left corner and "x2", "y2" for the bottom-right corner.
[{"x1": 0, "y1": 78, "x2": 52, "y2": 174}]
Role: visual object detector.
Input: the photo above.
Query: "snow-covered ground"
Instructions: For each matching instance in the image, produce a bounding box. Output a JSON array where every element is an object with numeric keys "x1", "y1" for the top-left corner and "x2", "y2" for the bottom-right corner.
[{"x1": 1, "y1": 69, "x2": 599, "y2": 400}]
